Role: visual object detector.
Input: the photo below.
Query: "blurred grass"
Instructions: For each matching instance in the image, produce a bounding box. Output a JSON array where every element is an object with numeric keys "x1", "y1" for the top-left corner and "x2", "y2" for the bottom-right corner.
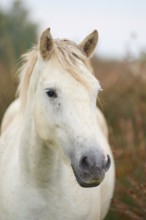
[
  {"x1": 92, "y1": 56, "x2": 146, "y2": 219},
  {"x1": 0, "y1": 62, "x2": 17, "y2": 123}
]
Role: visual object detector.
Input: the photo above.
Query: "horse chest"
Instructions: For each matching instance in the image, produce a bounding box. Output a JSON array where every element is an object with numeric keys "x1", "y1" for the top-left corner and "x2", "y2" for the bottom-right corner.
[{"x1": 15, "y1": 184, "x2": 100, "y2": 220}]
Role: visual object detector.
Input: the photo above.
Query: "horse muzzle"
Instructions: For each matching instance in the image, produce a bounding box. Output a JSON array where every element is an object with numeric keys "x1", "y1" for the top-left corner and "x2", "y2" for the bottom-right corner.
[{"x1": 71, "y1": 150, "x2": 111, "y2": 188}]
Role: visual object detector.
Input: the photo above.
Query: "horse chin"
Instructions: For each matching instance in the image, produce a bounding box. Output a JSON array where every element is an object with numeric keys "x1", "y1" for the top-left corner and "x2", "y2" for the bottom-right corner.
[{"x1": 71, "y1": 165, "x2": 104, "y2": 188}]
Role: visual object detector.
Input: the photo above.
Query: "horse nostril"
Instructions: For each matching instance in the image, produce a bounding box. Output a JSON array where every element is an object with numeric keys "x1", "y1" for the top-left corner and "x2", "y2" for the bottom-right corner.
[
  {"x1": 104, "y1": 155, "x2": 111, "y2": 171},
  {"x1": 80, "y1": 156, "x2": 90, "y2": 171}
]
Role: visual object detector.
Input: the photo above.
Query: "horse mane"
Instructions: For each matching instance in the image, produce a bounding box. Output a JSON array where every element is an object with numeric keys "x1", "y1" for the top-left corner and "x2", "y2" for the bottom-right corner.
[{"x1": 17, "y1": 39, "x2": 94, "y2": 111}]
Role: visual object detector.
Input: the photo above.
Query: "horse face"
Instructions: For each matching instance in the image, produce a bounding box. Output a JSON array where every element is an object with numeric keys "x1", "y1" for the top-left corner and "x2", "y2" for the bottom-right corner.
[{"x1": 33, "y1": 59, "x2": 110, "y2": 187}]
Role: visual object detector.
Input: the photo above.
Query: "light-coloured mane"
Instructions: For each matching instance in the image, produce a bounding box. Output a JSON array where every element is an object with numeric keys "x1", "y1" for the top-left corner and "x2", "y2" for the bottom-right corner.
[{"x1": 18, "y1": 39, "x2": 94, "y2": 111}]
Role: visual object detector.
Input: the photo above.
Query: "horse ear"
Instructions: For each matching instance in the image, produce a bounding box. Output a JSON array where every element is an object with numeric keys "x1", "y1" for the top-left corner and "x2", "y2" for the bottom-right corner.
[
  {"x1": 79, "y1": 30, "x2": 98, "y2": 58},
  {"x1": 39, "y1": 28, "x2": 54, "y2": 59}
]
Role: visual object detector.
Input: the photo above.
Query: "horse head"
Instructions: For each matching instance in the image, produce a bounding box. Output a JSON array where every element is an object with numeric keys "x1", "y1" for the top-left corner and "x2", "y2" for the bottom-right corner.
[{"x1": 22, "y1": 28, "x2": 111, "y2": 188}]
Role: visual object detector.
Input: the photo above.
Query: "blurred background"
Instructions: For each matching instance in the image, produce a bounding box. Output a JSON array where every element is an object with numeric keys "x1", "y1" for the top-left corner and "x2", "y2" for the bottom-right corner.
[{"x1": 0, "y1": 0, "x2": 146, "y2": 219}]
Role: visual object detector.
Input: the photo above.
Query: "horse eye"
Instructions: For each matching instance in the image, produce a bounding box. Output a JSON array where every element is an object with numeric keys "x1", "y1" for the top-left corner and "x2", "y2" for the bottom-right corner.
[{"x1": 46, "y1": 89, "x2": 57, "y2": 98}]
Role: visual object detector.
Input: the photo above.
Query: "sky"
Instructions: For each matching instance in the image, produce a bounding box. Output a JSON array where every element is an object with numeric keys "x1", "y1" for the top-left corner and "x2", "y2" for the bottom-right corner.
[{"x1": 1, "y1": 0, "x2": 146, "y2": 59}]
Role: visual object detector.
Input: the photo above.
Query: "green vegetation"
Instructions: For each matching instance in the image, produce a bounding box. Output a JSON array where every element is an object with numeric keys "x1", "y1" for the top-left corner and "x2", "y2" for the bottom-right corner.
[{"x1": 0, "y1": 0, "x2": 38, "y2": 120}]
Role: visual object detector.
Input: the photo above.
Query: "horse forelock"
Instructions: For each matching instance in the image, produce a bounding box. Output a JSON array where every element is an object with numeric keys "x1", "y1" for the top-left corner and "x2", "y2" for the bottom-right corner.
[
  {"x1": 17, "y1": 39, "x2": 94, "y2": 112},
  {"x1": 53, "y1": 39, "x2": 94, "y2": 82}
]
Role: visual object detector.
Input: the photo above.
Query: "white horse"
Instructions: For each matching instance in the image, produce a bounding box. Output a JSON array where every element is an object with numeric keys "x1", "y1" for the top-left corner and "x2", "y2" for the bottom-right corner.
[{"x1": 0, "y1": 28, "x2": 115, "y2": 220}]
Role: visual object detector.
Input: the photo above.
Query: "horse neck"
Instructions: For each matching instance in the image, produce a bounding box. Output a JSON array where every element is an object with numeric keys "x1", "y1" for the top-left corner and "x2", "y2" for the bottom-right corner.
[{"x1": 18, "y1": 92, "x2": 63, "y2": 188}]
